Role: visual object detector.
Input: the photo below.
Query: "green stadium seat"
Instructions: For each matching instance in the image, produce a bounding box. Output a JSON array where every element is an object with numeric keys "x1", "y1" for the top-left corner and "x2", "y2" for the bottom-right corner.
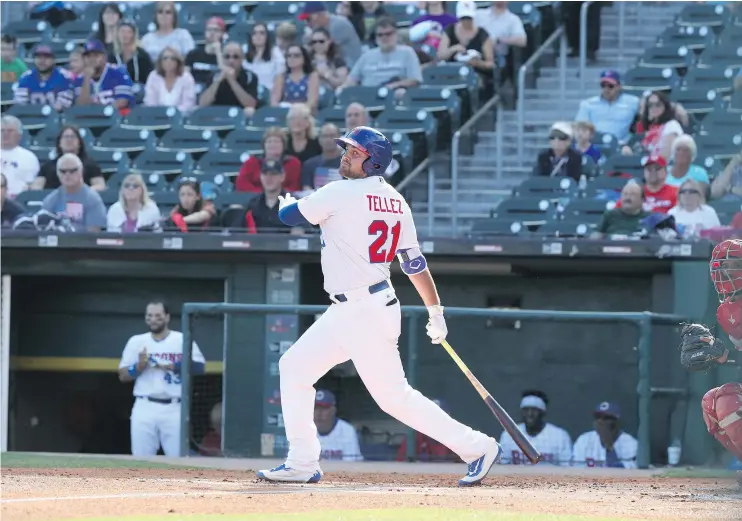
[
  {"x1": 512, "y1": 176, "x2": 578, "y2": 199},
  {"x1": 537, "y1": 221, "x2": 590, "y2": 238},
  {"x1": 246, "y1": 106, "x2": 289, "y2": 131},
  {"x1": 675, "y1": 3, "x2": 731, "y2": 28},
  {"x1": 120, "y1": 105, "x2": 184, "y2": 134},
  {"x1": 174, "y1": 172, "x2": 234, "y2": 193},
  {"x1": 51, "y1": 20, "x2": 95, "y2": 45},
  {"x1": 156, "y1": 128, "x2": 220, "y2": 158},
  {"x1": 490, "y1": 197, "x2": 557, "y2": 226},
  {"x1": 193, "y1": 150, "x2": 249, "y2": 177},
  {"x1": 93, "y1": 127, "x2": 156, "y2": 157},
  {"x1": 682, "y1": 65, "x2": 738, "y2": 94},
  {"x1": 220, "y1": 128, "x2": 265, "y2": 155},
  {"x1": 2, "y1": 20, "x2": 52, "y2": 46},
  {"x1": 13, "y1": 189, "x2": 52, "y2": 211},
  {"x1": 62, "y1": 105, "x2": 121, "y2": 138},
  {"x1": 7, "y1": 104, "x2": 60, "y2": 133},
  {"x1": 655, "y1": 25, "x2": 714, "y2": 52},
  {"x1": 468, "y1": 218, "x2": 529, "y2": 238},
  {"x1": 131, "y1": 150, "x2": 195, "y2": 177},
  {"x1": 637, "y1": 45, "x2": 694, "y2": 70},
  {"x1": 336, "y1": 86, "x2": 392, "y2": 114},
  {"x1": 250, "y1": 2, "x2": 303, "y2": 23},
  {"x1": 86, "y1": 149, "x2": 129, "y2": 176},
  {"x1": 184, "y1": 106, "x2": 246, "y2": 132}
]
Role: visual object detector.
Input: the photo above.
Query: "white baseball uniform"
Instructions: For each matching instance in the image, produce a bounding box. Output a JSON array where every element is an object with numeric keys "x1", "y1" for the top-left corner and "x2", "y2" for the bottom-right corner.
[
  {"x1": 318, "y1": 419, "x2": 364, "y2": 461},
  {"x1": 119, "y1": 330, "x2": 205, "y2": 457},
  {"x1": 499, "y1": 422, "x2": 573, "y2": 466},
  {"x1": 279, "y1": 175, "x2": 491, "y2": 471},
  {"x1": 571, "y1": 430, "x2": 638, "y2": 468}
]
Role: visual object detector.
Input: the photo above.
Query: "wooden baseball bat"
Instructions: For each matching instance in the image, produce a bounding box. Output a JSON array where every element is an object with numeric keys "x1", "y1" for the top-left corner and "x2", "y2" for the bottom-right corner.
[{"x1": 440, "y1": 339, "x2": 542, "y2": 465}]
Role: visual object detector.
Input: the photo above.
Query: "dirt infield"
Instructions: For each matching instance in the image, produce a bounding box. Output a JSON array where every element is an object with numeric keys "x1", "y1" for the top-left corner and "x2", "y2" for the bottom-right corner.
[{"x1": 2, "y1": 463, "x2": 741, "y2": 521}]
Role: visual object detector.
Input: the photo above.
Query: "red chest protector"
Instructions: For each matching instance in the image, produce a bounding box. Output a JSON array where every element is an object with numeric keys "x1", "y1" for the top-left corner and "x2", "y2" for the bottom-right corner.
[{"x1": 717, "y1": 298, "x2": 742, "y2": 347}]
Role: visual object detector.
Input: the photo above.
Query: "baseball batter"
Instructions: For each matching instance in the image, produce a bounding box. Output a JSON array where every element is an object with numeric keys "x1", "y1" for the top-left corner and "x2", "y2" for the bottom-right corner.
[
  {"x1": 257, "y1": 126, "x2": 501, "y2": 486},
  {"x1": 118, "y1": 301, "x2": 206, "y2": 456}
]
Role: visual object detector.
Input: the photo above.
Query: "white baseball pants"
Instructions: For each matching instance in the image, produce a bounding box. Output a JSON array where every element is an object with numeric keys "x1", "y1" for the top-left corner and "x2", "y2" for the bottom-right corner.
[
  {"x1": 279, "y1": 284, "x2": 492, "y2": 471},
  {"x1": 130, "y1": 398, "x2": 181, "y2": 456}
]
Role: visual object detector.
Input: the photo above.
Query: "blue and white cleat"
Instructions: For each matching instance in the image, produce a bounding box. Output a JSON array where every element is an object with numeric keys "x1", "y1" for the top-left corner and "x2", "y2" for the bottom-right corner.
[
  {"x1": 256, "y1": 463, "x2": 322, "y2": 484},
  {"x1": 458, "y1": 439, "x2": 502, "y2": 487}
]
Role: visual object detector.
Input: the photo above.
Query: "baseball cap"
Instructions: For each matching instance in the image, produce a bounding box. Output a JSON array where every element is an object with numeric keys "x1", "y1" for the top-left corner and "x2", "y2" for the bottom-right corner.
[
  {"x1": 261, "y1": 159, "x2": 283, "y2": 174},
  {"x1": 299, "y1": 1, "x2": 327, "y2": 20},
  {"x1": 456, "y1": 1, "x2": 477, "y2": 19},
  {"x1": 206, "y1": 16, "x2": 226, "y2": 30},
  {"x1": 644, "y1": 154, "x2": 668, "y2": 168},
  {"x1": 594, "y1": 401, "x2": 621, "y2": 419},
  {"x1": 33, "y1": 44, "x2": 55, "y2": 57},
  {"x1": 315, "y1": 389, "x2": 336, "y2": 407},
  {"x1": 83, "y1": 39, "x2": 107, "y2": 54},
  {"x1": 600, "y1": 70, "x2": 621, "y2": 85},
  {"x1": 549, "y1": 121, "x2": 573, "y2": 139}
]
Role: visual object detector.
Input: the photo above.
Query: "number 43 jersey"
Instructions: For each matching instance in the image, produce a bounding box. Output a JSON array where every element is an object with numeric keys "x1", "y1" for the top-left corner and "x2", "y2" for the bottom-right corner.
[{"x1": 298, "y1": 176, "x2": 419, "y2": 295}]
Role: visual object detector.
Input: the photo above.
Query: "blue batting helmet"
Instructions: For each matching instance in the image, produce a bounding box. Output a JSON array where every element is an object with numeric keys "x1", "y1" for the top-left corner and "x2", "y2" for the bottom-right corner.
[{"x1": 335, "y1": 126, "x2": 393, "y2": 177}]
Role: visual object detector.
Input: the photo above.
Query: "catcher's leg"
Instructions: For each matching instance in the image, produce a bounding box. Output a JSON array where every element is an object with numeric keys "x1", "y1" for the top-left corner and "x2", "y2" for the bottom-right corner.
[
  {"x1": 130, "y1": 398, "x2": 161, "y2": 456},
  {"x1": 701, "y1": 383, "x2": 742, "y2": 460}
]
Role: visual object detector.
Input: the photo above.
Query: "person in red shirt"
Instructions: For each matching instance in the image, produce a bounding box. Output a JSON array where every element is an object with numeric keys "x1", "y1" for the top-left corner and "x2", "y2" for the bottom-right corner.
[
  {"x1": 395, "y1": 399, "x2": 461, "y2": 463},
  {"x1": 235, "y1": 127, "x2": 302, "y2": 193},
  {"x1": 641, "y1": 154, "x2": 677, "y2": 214}
]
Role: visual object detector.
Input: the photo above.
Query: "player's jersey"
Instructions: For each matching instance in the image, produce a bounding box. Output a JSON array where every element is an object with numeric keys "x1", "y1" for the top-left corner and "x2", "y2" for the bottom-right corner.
[
  {"x1": 73, "y1": 64, "x2": 135, "y2": 106},
  {"x1": 318, "y1": 418, "x2": 363, "y2": 461},
  {"x1": 297, "y1": 176, "x2": 418, "y2": 294},
  {"x1": 118, "y1": 330, "x2": 205, "y2": 399},
  {"x1": 14, "y1": 67, "x2": 74, "y2": 108},
  {"x1": 571, "y1": 430, "x2": 638, "y2": 468},
  {"x1": 499, "y1": 422, "x2": 573, "y2": 466}
]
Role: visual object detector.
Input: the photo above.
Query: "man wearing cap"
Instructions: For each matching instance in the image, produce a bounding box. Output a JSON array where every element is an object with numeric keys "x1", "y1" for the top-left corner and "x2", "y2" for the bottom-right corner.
[
  {"x1": 185, "y1": 17, "x2": 226, "y2": 86},
  {"x1": 575, "y1": 70, "x2": 640, "y2": 144},
  {"x1": 592, "y1": 180, "x2": 651, "y2": 239},
  {"x1": 614, "y1": 155, "x2": 677, "y2": 215},
  {"x1": 499, "y1": 390, "x2": 572, "y2": 466},
  {"x1": 74, "y1": 39, "x2": 135, "y2": 111},
  {"x1": 572, "y1": 401, "x2": 638, "y2": 468},
  {"x1": 535, "y1": 122, "x2": 583, "y2": 182},
  {"x1": 14, "y1": 44, "x2": 74, "y2": 111},
  {"x1": 313, "y1": 389, "x2": 363, "y2": 462},
  {"x1": 299, "y1": 2, "x2": 361, "y2": 69},
  {"x1": 242, "y1": 159, "x2": 304, "y2": 234}
]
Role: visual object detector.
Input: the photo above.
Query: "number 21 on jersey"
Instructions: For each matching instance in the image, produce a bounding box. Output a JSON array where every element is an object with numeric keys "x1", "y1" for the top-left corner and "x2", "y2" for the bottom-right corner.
[{"x1": 368, "y1": 220, "x2": 400, "y2": 263}]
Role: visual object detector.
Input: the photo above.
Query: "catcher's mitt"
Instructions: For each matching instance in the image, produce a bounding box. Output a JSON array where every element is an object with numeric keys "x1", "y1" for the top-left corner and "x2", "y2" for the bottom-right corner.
[{"x1": 679, "y1": 323, "x2": 727, "y2": 372}]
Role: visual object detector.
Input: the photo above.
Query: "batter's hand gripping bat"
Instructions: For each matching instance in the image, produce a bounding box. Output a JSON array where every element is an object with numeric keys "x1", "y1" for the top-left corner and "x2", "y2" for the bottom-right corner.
[{"x1": 440, "y1": 339, "x2": 542, "y2": 465}]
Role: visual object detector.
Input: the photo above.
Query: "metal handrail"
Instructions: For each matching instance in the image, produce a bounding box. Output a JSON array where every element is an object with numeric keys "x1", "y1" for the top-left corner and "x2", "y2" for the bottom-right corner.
[
  {"x1": 394, "y1": 157, "x2": 430, "y2": 192},
  {"x1": 450, "y1": 93, "x2": 501, "y2": 238},
  {"x1": 618, "y1": 2, "x2": 626, "y2": 66},
  {"x1": 517, "y1": 26, "x2": 567, "y2": 158},
  {"x1": 579, "y1": 1, "x2": 594, "y2": 100},
  {"x1": 393, "y1": 157, "x2": 433, "y2": 236}
]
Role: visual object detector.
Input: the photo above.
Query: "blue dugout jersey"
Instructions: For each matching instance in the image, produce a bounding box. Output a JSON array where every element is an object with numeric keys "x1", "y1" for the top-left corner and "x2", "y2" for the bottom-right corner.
[{"x1": 14, "y1": 67, "x2": 74, "y2": 108}]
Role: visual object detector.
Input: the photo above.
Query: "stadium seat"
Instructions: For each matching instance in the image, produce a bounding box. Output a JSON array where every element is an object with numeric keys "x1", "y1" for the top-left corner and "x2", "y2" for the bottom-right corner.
[
  {"x1": 131, "y1": 150, "x2": 195, "y2": 177},
  {"x1": 694, "y1": 133, "x2": 742, "y2": 162},
  {"x1": 182, "y1": 2, "x2": 246, "y2": 25},
  {"x1": 62, "y1": 105, "x2": 122, "y2": 137},
  {"x1": 682, "y1": 65, "x2": 739, "y2": 94},
  {"x1": 149, "y1": 190, "x2": 181, "y2": 216},
  {"x1": 179, "y1": 20, "x2": 207, "y2": 46},
  {"x1": 637, "y1": 45, "x2": 694, "y2": 70},
  {"x1": 393, "y1": 87, "x2": 463, "y2": 144},
  {"x1": 468, "y1": 218, "x2": 529, "y2": 237},
  {"x1": 86, "y1": 149, "x2": 129, "y2": 176},
  {"x1": 7, "y1": 104, "x2": 60, "y2": 132},
  {"x1": 184, "y1": 106, "x2": 246, "y2": 132},
  {"x1": 220, "y1": 128, "x2": 265, "y2": 154},
  {"x1": 562, "y1": 199, "x2": 615, "y2": 224},
  {"x1": 697, "y1": 109, "x2": 742, "y2": 137},
  {"x1": 621, "y1": 67, "x2": 680, "y2": 97},
  {"x1": 537, "y1": 221, "x2": 590, "y2": 238},
  {"x1": 422, "y1": 64, "x2": 480, "y2": 120},
  {"x1": 388, "y1": 132, "x2": 414, "y2": 179},
  {"x1": 709, "y1": 199, "x2": 742, "y2": 217},
  {"x1": 2, "y1": 20, "x2": 51, "y2": 46},
  {"x1": 697, "y1": 43, "x2": 742, "y2": 69},
  {"x1": 246, "y1": 106, "x2": 289, "y2": 130},
  {"x1": 52, "y1": 20, "x2": 95, "y2": 44},
  {"x1": 512, "y1": 176, "x2": 577, "y2": 200},
  {"x1": 174, "y1": 172, "x2": 234, "y2": 193},
  {"x1": 315, "y1": 107, "x2": 348, "y2": 131},
  {"x1": 336, "y1": 86, "x2": 393, "y2": 114},
  {"x1": 250, "y1": 2, "x2": 304, "y2": 23},
  {"x1": 226, "y1": 22, "x2": 255, "y2": 45},
  {"x1": 120, "y1": 105, "x2": 184, "y2": 134},
  {"x1": 490, "y1": 197, "x2": 557, "y2": 226},
  {"x1": 156, "y1": 128, "x2": 220, "y2": 158},
  {"x1": 675, "y1": 3, "x2": 731, "y2": 28},
  {"x1": 592, "y1": 132, "x2": 620, "y2": 158},
  {"x1": 13, "y1": 189, "x2": 52, "y2": 211},
  {"x1": 193, "y1": 150, "x2": 250, "y2": 177},
  {"x1": 373, "y1": 109, "x2": 437, "y2": 164},
  {"x1": 26, "y1": 123, "x2": 64, "y2": 153},
  {"x1": 670, "y1": 88, "x2": 718, "y2": 119},
  {"x1": 581, "y1": 155, "x2": 598, "y2": 179},
  {"x1": 718, "y1": 25, "x2": 742, "y2": 48},
  {"x1": 93, "y1": 127, "x2": 156, "y2": 157},
  {"x1": 728, "y1": 90, "x2": 742, "y2": 113},
  {"x1": 382, "y1": 3, "x2": 422, "y2": 27},
  {"x1": 99, "y1": 188, "x2": 119, "y2": 206},
  {"x1": 582, "y1": 175, "x2": 630, "y2": 199},
  {"x1": 1, "y1": 83, "x2": 15, "y2": 111},
  {"x1": 108, "y1": 171, "x2": 169, "y2": 193},
  {"x1": 655, "y1": 25, "x2": 714, "y2": 52},
  {"x1": 602, "y1": 155, "x2": 645, "y2": 179}
]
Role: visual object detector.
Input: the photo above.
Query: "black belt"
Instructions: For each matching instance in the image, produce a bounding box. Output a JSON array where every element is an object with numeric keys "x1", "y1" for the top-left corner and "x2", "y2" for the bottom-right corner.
[
  {"x1": 137, "y1": 396, "x2": 181, "y2": 404},
  {"x1": 332, "y1": 280, "x2": 390, "y2": 303}
]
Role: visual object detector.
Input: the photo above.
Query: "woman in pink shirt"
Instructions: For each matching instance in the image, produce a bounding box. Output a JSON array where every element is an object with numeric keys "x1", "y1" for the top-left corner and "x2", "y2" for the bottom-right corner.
[{"x1": 144, "y1": 46, "x2": 196, "y2": 114}]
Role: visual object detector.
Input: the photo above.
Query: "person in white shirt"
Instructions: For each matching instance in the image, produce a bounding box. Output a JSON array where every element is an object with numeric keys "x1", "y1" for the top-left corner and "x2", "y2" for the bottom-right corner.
[
  {"x1": 140, "y1": 0, "x2": 196, "y2": 63},
  {"x1": 314, "y1": 389, "x2": 363, "y2": 462},
  {"x1": 669, "y1": 179, "x2": 721, "y2": 238},
  {"x1": 499, "y1": 390, "x2": 572, "y2": 466},
  {"x1": 0, "y1": 115, "x2": 40, "y2": 197},
  {"x1": 572, "y1": 401, "x2": 638, "y2": 468},
  {"x1": 118, "y1": 300, "x2": 206, "y2": 456},
  {"x1": 106, "y1": 173, "x2": 162, "y2": 232},
  {"x1": 474, "y1": 1, "x2": 527, "y2": 67}
]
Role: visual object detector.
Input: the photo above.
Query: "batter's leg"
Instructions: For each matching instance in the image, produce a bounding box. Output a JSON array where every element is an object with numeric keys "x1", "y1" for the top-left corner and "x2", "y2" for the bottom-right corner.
[
  {"x1": 158, "y1": 402, "x2": 183, "y2": 457},
  {"x1": 130, "y1": 399, "x2": 161, "y2": 456},
  {"x1": 258, "y1": 305, "x2": 350, "y2": 482}
]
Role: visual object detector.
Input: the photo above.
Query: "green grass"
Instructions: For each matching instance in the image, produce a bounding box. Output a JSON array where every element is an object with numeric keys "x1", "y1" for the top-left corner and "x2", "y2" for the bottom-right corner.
[
  {"x1": 656, "y1": 467, "x2": 737, "y2": 479},
  {"x1": 65, "y1": 511, "x2": 638, "y2": 521},
  {"x1": 0, "y1": 452, "x2": 187, "y2": 469}
]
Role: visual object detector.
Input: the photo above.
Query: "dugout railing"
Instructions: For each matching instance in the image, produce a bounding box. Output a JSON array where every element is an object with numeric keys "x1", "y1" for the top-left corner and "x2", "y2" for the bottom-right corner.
[{"x1": 179, "y1": 303, "x2": 688, "y2": 468}]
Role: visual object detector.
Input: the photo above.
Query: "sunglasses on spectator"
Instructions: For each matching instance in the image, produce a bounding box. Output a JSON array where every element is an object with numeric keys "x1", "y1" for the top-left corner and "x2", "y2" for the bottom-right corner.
[
  {"x1": 59, "y1": 168, "x2": 79, "y2": 175},
  {"x1": 600, "y1": 82, "x2": 615, "y2": 89},
  {"x1": 679, "y1": 189, "x2": 700, "y2": 195},
  {"x1": 549, "y1": 133, "x2": 570, "y2": 141},
  {"x1": 158, "y1": 9, "x2": 173, "y2": 14},
  {"x1": 311, "y1": 39, "x2": 327, "y2": 45},
  {"x1": 123, "y1": 183, "x2": 141, "y2": 189},
  {"x1": 376, "y1": 30, "x2": 395, "y2": 38},
  {"x1": 223, "y1": 53, "x2": 240, "y2": 59}
]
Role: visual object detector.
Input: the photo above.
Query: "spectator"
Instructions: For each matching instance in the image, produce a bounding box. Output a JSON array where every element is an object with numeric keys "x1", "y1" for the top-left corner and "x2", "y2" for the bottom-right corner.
[
  {"x1": 198, "y1": 402, "x2": 223, "y2": 457},
  {"x1": 299, "y1": 1, "x2": 363, "y2": 68},
  {"x1": 1, "y1": 35, "x2": 28, "y2": 83},
  {"x1": 710, "y1": 151, "x2": 742, "y2": 201},
  {"x1": 67, "y1": 47, "x2": 85, "y2": 80},
  {"x1": 106, "y1": 173, "x2": 162, "y2": 232},
  {"x1": 274, "y1": 22, "x2": 299, "y2": 55},
  {"x1": 144, "y1": 47, "x2": 196, "y2": 113},
  {"x1": 301, "y1": 123, "x2": 343, "y2": 191},
  {"x1": 109, "y1": 20, "x2": 154, "y2": 86},
  {"x1": 634, "y1": 93, "x2": 690, "y2": 130},
  {"x1": 622, "y1": 90, "x2": 683, "y2": 159},
  {"x1": 573, "y1": 121, "x2": 601, "y2": 164},
  {"x1": 666, "y1": 135, "x2": 710, "y2": 189},
  {"x1": 185, "y1": 17, "x2": 226, "y2": 86},
  {"x1": 41, "y1": 154, "x2": 107, "y2": 232},
  {"x1": 13, "y1": 44, "x2": 74, "y2": 110},
  {"x1": 474, "y1": 1, "x2": 527, "y2": 67},
  {"x1": 168, "y1": 177, "x2": 216, "y2": 232},
  {"x1": 412, "y1": 1, "x2": 458, "y2": 51},
  {"x1": 438, "y1": 1, "x2": 495, "y2": 96},
  {"x1": 198, "y1": 42, "x2": 259, "y2": 114},
  {"x1": 593, "y1": 180, "x2": 651, "y2": 238},
  {"x1": 342, "y1": 17, "x2": 422, "y2": 97},
  {"x1": 33, "y1": 125, "x2": 105, "y2": 191},
  {"x1": 244, "y1": 23, "x2": 285, "y2": 91},
  {"x1": 669, "y1": 179, "x2": 721, "y2": 238},
  {"x1": 286, "y1": 103, "x2": 322, "y2": 164},
  {"x1": 336, "y1": 1, "x2": 366, "y2": 42},
  {"x1": 242, "y1": 159, "x2": 302, "y2": 234},
  {"x1": 94, "y1": 2, "x2": 122, "y2": 52},
  {"x1": 75, "y1": 39, "x2": 135, "y2": 111},
  {"x1": 575, "y1": 70, "x2": 640, "y2": 144},
  {"x1": 536, "y1": 122, "x2": 583, "y2": 182},
  {"x1": 564, "y1": 2, "x2": 601, "y2": 61},
  {"x1": 140, "y1": 0, "x2": 195, "y2": 63},
  {"x1": 396, "y1": 398, "x2": 458, "y2": 462},
  {"x1": 270, "y1": 45, "x2": 320, "y2": 112},
  {"x1": 359, "y1": 1, "x2": 388, "y2": 44},
  {"x1": 639, "y1": 154, "x2": 678, "y2": 214},
  {"x1": 735, "y1": 68, "x2": 742, "y2": 91},
  {"x1": 313, "y1": 389, "x2": 363, "y2": 462},
  {"x1": 1, "y1": 173, "x2": 26, "y2": 227},
  {"x1": 345, "y1": 102, "x2": 369, "y2": 129},
  {"x1": 309, "y1": 28, "x2": 349, "y2": 89},
  {"x1": 235, "y1": 127, "x2": 302, "y2": 193},
  {"x1": 0, "y1": 115, "x2": 39, "y2": 197},
  {"x1": 572, "y1": 401, "x2": 638, "y2": 468},
  {"x1": 499, "y1": 390, "x2": 572, "y2": 466}
]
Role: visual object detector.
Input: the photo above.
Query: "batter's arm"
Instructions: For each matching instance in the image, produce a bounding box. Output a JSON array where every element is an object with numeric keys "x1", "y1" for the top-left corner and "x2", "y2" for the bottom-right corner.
[{"x1": 408, "y1": 269, "x2": 441, "y2": 307}]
